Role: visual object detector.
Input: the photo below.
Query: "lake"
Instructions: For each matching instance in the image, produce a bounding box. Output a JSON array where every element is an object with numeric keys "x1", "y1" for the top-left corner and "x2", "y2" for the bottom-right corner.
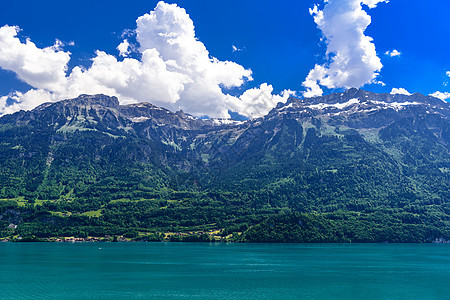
[{"x1": 0, "y1": 243, "x2": 449, "y2": 299}]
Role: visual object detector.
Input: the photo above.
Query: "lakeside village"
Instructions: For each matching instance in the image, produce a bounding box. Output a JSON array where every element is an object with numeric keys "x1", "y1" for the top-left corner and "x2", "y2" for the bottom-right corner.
[
  {"x1": 2, "y1": 222, "x2": 450, "y2": 243},
  {"x1": 0, "y1": 223, "x2": 236, "y2": 243}
]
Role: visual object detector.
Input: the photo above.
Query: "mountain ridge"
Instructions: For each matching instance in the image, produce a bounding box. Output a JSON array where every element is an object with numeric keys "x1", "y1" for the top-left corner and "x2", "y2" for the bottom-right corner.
[{"x1": 0, "y1": 89, "x2": 448, "y2": 242}]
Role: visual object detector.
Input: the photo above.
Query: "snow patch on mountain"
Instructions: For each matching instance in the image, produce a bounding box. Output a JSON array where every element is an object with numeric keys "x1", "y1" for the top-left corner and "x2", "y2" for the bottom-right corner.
[
  {"x1": 308, "y1": 98, "x2": 360, "y2": 110},
  {"x1": 369, "y1": 100, "x2": 421, "y2": 111}
]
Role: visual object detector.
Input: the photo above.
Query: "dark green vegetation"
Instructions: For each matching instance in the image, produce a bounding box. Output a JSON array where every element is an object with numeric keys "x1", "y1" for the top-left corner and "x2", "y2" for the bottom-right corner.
[{"x1": 0, "y1": 90, "x2": 449, "y2": 242}]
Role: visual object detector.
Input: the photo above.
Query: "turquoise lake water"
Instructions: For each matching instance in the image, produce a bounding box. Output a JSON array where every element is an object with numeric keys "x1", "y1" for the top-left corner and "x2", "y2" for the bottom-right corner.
[{"x1": 0, "y1": 243, "x2": 449, "y2": 299}]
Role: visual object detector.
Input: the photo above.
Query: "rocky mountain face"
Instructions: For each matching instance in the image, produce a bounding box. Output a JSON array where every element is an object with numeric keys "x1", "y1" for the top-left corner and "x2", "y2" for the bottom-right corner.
[
  {"x1": 0, "y1": 89, "x2": 448, "y2": 242},
  {"x1": 1, "y1": 88, "x2": 448, "y2": 185}
]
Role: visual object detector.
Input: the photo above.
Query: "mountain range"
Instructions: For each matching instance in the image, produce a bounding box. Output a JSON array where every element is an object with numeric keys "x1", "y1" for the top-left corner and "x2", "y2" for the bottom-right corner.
[{"x1": 0, "y1": 88, "x2": 448, "y2": 242}]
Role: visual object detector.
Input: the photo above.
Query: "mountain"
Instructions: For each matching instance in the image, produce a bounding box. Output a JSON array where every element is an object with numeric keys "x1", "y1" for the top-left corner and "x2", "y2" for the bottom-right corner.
[{"x1": 0, "y1": 89, "x2": 449, "y2": 242}]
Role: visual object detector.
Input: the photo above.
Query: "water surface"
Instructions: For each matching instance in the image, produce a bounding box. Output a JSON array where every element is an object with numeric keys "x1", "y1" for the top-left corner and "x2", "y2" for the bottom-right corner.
[{"x1": 1, "y1": 243, "x2": 449, "y2": 299}]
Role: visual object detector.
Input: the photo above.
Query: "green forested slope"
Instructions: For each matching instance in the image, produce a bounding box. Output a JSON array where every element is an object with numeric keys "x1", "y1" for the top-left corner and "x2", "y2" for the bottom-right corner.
[{"x1": 0, "y1": 91, "x2": 448, "y2": 242}]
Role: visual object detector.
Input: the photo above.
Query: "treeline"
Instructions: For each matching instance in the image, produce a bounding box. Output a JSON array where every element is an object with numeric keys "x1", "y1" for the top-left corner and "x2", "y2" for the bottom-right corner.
[{"x1": 1, "y1": 190, "x2": 449, "y2": 243}]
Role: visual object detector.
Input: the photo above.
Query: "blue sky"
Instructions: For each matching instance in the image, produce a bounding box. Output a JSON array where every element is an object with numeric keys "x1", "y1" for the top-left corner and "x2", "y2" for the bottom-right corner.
[{"x1": 0, "y1": 0, "x2": 449, "y2": 118}]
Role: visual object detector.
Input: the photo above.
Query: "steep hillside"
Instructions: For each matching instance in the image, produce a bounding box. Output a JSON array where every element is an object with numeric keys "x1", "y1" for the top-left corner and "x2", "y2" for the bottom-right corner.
[{"x1": 0, "y1": 90, "x2": 448, "y2": 242}]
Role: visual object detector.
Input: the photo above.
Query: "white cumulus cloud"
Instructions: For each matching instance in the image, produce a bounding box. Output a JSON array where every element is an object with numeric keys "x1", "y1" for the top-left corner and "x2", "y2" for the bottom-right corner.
[
  {"x1": 134, "y1": 2, "x2": 255, "y2": 117},
  {"x1": 117, "y1": 39, "x2": 131, "y2": 57},
  {"x1": 430, "y1": 91, "x2": 450, "y2": 101},
  {"x1": 0, "y1": 25, "x2": 70, "y2": 91},
  {"x1": 228, "y1": 83, "x2": 295, "y2": 118},
  {"x1": 390, "y1": 88, "x2": 411, "y2": 95},
  {"x1": 302, "y1": 0, "x2": 387, "y2": 97},
  {"x1": 385, "y1": 49, "x2": 401, "y2": 57},
  {"x1": 0, "y1": 89, "x2": 56, "y2": 116},
  {"x1": 0, "y1": 1, "x2": 287, "y2": 119}
]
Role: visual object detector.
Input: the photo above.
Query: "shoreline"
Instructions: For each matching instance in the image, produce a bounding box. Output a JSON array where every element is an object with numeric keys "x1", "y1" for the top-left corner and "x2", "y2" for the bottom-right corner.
[{"x1": 1, "y1": 237, "x2": 449, "y2": 244}]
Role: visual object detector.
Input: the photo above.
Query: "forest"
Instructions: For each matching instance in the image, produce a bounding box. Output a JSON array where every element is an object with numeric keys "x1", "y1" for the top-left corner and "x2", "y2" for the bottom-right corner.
[{"x1": 0, "y1": 92, "x2": 448, "y2": 242}]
